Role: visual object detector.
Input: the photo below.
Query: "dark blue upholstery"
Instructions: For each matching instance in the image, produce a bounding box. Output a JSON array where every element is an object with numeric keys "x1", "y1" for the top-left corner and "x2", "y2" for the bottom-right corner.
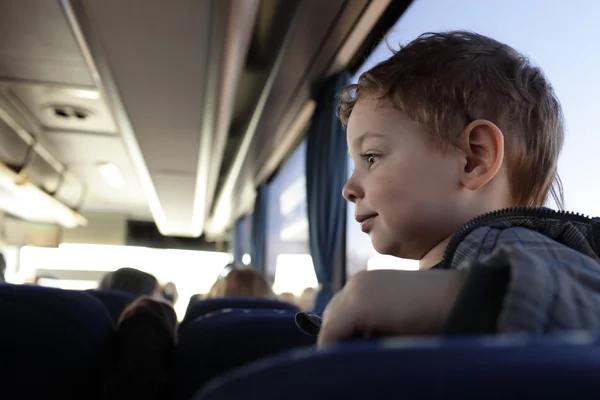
[
  {"x1": 0, "y1": 284, "x2": 114, "y2": 399},
  {"x1": 87, "y1": 289, "x2": 136, "y2": 324},
  {"x1": 182, "y1": 297, "x2": 299, "y2": 328},
  {"x1": 194, "y1": 332, "x2": 600, "y2": 400},
  {"x1": 175, "y1": 309, "x2": 316, "y2": 399}
]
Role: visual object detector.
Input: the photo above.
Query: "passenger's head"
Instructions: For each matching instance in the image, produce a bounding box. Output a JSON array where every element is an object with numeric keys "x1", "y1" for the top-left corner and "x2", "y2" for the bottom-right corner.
[
  {"x1": 107, "y1": 268, "x2": 159, "y2": 298},
  {"x1": 98, "y1": 272, "x2": 113, "y2": 290},
  {"x1": 279, "y1": 292, "x2": 297, "y2": 305},
  {"x1": 209, "y1": 266, "x2": 275, "y2": 299},
  {"x1": 341, "y1": 31, "x2": 564, "y2": 261},
  {"x1": 117, "y1": 296, "x2": 178, "y2": 339},
  {"x1": 207, "y1": 278, "x2": 224, "y2": 298},
  {"x1": 106, "y1": 296, "x2": 177, "y2": 398}
]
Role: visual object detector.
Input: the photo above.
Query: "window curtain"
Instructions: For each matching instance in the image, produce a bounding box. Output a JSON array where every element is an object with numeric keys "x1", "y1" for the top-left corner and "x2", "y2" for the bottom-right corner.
[
  {"x1": 251, "y1": 184, "x2": 268, "y2": 272},
  {"x1": 306, "y1": 72, "x2": 349, "y2": 314}
]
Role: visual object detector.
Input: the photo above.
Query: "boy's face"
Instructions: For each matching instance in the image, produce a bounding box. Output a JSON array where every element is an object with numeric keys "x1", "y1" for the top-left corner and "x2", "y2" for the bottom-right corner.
[{"x1": 344, "y1": 96, "x2": 468, "y2": 260}]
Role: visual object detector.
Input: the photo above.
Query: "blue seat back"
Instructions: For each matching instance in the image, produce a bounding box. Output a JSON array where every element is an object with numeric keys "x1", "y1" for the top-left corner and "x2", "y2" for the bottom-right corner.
[
  {"x1": 194, "y1": 333, "x2": 600, "y2": 400},
  {"x1": 182, "y1": 297, "x2": 298, "y2": 328},
  {"x1": 175, "y1": 309, "x2": 315, "y2": 399},
  {"x1": 87, "y1": 289, "x2": 136, "y2": 324},
  {"x1": 0, "y1": 284, "x2": 114, "y2": 399}
]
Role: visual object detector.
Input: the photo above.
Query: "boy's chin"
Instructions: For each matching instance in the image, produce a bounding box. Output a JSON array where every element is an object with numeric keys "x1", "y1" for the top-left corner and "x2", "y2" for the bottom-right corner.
[
  {"x1": 371, "y1": 236, "x2": 401, "y2": 257},
  {"x1": 371, "y1": 234, "x2": 417, "y2": 259}
]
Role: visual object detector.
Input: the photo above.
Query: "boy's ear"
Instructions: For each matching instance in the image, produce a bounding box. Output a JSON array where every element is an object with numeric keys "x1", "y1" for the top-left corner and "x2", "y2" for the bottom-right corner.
[{"x1": 458, "y1": 120, "x2": 504, "y2": 191}]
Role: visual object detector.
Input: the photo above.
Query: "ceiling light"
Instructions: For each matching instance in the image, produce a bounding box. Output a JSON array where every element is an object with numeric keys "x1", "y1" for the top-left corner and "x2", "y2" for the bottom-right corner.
[
  {"x1": 68, "y1": 88, "x2": 101, "y2": 100},
  {"x1": 367, "y1": 255, "x2": 419, "y2": 271},
  {"x1": 97, "y1": 163, "x2": 124, "y2": 188}
]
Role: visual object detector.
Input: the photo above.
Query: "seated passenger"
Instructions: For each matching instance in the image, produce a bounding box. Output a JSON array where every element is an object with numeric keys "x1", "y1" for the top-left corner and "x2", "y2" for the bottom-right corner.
[
  {"x1": 105, "y1": 267, "x2": 160, "y2": 298},
  {"x1": 98, "y1": 272, "x2": 113, "y2": 290},
  {"x1": 318, "y1": 31, "x2": 600, "y2": 346},
  {"x1": 206, "y1": 278, "x2": 224, "y2": 298},
  {"x1": 209, "y1": 266, "x2": 276, "y2": 299},
  {"x1": 279, "y1": 292, "x2": 297, "y2": 305},
  {"x1": 104, "y1": 296, "x2": 177, "y2": 399}
]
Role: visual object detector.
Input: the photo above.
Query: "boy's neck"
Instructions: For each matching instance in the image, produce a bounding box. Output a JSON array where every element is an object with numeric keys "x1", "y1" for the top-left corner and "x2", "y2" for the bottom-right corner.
[{"x1": 419, "y1": 237, "x2": 452, "y2": 270}]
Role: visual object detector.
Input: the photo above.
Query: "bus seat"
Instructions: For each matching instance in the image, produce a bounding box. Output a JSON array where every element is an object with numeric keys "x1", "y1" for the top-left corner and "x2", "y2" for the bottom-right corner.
[
  {"x1": 181, "y1": 297, "x2": 298, "y2": 329},
  {"x1": 175, "y1": 309, "x2": 315, "y2": 399},
  {"x1": 0, "y1": 283, "x2": 114, "y2": 399},
  {"x1": 192, "y1": 332, "x2": 600, "y2": 400},
  {"x1": 87, "y1": 289, "x2": 136, "y2": 324}
]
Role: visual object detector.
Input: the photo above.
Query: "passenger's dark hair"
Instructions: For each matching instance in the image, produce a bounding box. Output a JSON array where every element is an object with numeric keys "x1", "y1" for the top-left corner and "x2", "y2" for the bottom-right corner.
[
  {"x1": 107, "y1": 268, "x2": 158, "y2": 297},
  {"x1": 104, "y1": 296, "x2": 177, "y2": 399},
  {"x1": 98, "y1": 272, "x2": 113, "y2": 290}
]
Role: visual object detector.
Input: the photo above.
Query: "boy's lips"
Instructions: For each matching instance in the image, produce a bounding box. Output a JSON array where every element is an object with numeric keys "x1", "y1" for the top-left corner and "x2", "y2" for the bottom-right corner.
[{"x1": 356, "y1": 213, "x2": 377, "y2": 232}]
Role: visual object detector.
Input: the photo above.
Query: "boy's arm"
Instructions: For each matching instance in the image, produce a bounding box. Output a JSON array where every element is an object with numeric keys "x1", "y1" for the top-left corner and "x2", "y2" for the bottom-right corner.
[
  {"x1": 317, "y1": 227, "x2": 600, "y2": 345},
  {"x1": 443, "y1": 227, "x2": 600, "y2": 334}
]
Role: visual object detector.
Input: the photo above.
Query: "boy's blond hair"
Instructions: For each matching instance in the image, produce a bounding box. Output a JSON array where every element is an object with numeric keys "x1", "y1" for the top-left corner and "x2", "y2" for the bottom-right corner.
[{"x1": 339, "y1": 31, "x2": 564, "y2": 208}]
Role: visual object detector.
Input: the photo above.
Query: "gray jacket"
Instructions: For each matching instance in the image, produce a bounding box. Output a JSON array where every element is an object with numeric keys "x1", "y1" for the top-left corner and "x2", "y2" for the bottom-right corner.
[{"x1": 442, "y1": 207, "x2": 600, "y2": 334}]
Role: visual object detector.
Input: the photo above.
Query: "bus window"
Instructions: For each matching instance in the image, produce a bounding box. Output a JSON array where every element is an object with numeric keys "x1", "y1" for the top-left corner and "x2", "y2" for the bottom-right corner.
[
  {"x1": 18, "y1": 244, "x2": 230, "y2": 320},
  {"x1": 271, "y1": 254, "x2": 318, "y2": 296},
  {"x1": 265, "y1": 141, "x2": 316, "y2": 295}
]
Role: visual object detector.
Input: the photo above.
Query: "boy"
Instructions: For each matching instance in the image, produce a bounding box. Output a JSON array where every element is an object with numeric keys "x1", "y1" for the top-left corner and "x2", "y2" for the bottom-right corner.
[{"x1": 317, "y1": 31, "x2": 600, "y2": 346}]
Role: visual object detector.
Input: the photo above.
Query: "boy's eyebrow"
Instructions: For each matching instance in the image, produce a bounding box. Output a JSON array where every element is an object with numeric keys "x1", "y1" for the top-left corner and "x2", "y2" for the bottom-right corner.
[
  {"x1": 347, "y1": 131, "x2": 388, "y2": 157},
  {"x1": 356, "y1": 131, "x2": 387, "y2": 146}
]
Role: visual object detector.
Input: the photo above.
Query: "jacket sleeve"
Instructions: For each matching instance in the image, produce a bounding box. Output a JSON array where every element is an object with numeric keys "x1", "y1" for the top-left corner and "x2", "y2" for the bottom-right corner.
[{"x1": 442, "y1": 227, "x2": 600, "y2": 335}]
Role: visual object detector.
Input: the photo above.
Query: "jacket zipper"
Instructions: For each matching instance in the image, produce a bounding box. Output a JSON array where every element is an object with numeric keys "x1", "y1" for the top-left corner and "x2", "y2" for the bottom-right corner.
[{"x1": 441, "y1": 207, "x2": 594, "y2": 269}]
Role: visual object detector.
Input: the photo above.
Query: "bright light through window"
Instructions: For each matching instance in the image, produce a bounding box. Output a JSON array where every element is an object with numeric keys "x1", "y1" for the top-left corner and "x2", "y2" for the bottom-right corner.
[
  {"x1": 242, "y1": 253, "x2": 251, "y2": 265},
  {"x1": 19, "y1": 244, "x2": 231, "y2": 320},
  {"x1": 367, "y1": 255, "x2": 419, "y2": 271},
  {"x1": 37, "y1": 278, "x2": 99, "y2": 291},
  {"x1": 272, "y1": 254, "x2": 318, "y2": 296}
]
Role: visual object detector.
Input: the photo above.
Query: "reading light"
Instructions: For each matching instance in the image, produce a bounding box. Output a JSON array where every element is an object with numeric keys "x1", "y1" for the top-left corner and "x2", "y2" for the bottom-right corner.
[
  {"x1": 68, "y1": 88, "x2": 101, "y2": 100},
  {"x1": 97, "y1": 162, "x2": 124, "y2": 188}
]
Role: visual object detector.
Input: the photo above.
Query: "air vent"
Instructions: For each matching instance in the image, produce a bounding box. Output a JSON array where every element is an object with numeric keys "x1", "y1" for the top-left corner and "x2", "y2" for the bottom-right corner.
[{"x1": 44, "y1": 104, "x2": 92, "y2": 121}]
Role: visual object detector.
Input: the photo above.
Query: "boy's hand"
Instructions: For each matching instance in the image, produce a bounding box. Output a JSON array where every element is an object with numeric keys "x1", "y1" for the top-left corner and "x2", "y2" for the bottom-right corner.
[{"x1": 317, "y1": 269, "x2": 466, "y2": 347}]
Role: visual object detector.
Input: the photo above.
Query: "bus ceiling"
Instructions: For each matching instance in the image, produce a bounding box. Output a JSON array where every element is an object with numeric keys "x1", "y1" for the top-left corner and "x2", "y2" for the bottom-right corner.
[{"x1": 0, "y1": 0, "x2": 406, "y2": 241}]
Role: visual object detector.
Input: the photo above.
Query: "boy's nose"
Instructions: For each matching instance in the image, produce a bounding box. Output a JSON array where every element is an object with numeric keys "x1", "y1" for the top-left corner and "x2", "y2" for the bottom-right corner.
[{"x1": 342, "y1": 179, "x2": 359, "y2": 203}]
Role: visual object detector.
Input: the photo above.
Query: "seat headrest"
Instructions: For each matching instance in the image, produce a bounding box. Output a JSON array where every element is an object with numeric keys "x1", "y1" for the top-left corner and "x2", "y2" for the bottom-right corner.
[
  {"x1": 87, "y1": 289, "x2": 137, "y2": 323},
  {"x1": 182, "y1": 297, "x2": 299, "y2": 328},
  {"x1": 194, "y1": 332, "x2": 600, "y2": 400},
  {"x1": 176, "y1": 309, "x2": 315, "y2": 398},
  {"x1": 0, "y1": 284, "x2": 114, "y2": 399}
]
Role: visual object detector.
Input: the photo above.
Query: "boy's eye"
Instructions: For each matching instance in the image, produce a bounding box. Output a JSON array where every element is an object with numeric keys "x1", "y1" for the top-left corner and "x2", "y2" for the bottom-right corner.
[{"x1": 362, "y1": 153, "x2": 380, "y2": 165}]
